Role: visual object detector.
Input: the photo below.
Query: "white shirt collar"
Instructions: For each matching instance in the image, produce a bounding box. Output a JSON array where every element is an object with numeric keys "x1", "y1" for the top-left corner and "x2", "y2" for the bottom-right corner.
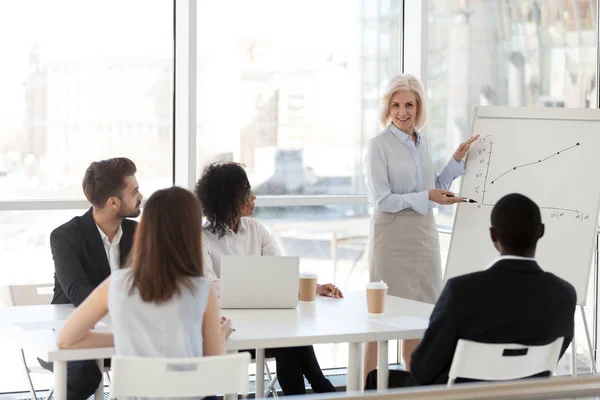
[
  {"x1": 225, "y1": 219, "x2": 248, "y2": 236},
  {"x1": 96, "y1": 223, "x2": 123, "y2": 246},
  {"x1": 485, "y1": 255, "x2": 536, "y2": 270},
  {"x1": 388, "y1": 123, "x2": 422, "y2": 145}
]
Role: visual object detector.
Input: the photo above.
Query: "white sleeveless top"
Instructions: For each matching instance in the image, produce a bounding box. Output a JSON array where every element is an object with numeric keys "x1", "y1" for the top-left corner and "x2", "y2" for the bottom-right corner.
[{"x1": 109, "y1": 268, "x2": 211, "y2": 358}]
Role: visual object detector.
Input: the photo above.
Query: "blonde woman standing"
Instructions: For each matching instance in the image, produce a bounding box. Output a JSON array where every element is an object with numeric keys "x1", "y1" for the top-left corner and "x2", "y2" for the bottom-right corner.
[{"x1": 364, "y1": 74, "x2": 478, "y2": 379}]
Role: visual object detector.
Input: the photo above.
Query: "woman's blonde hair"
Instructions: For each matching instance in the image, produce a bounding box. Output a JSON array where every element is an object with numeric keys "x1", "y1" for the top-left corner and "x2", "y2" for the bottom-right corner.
[{"x1": 379, "y1": 73, "x2": 427, "y2": 129}]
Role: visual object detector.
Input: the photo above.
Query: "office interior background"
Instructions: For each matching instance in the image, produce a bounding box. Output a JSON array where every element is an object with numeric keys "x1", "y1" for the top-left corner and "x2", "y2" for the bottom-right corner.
[{"x1": 0, "y1": 0, "x2": 598, "y2": 394}]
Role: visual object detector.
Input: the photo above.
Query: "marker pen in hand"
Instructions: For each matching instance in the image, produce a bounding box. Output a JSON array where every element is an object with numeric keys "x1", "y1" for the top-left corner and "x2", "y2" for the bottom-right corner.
[{"x1": 444, "y1": 194, "x2": 478, "y2": 203}]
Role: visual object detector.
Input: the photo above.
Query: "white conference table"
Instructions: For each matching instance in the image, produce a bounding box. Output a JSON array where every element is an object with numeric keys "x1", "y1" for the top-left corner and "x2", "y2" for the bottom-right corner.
[{"x1": 0, "y1": 291, "x2": 433, "y2": 399}]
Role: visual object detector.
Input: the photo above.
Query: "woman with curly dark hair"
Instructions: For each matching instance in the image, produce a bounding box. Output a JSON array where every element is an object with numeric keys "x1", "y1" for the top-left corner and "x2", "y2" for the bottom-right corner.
[{"x1": 195, "y1": 161, "x2": 339, "y2": 395}]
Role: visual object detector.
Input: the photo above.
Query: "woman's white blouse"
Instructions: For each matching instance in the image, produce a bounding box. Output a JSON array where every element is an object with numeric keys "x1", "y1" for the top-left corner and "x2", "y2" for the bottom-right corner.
[
  {"x1": 202, "y1": 217, "x2": 278, "y2": 294},
  {"x1": 366, "y1": 123, "x2": 465, "y2": 215}
]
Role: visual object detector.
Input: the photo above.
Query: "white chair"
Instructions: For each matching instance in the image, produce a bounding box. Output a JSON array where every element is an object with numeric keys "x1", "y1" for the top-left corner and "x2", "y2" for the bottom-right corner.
[
  {"x1": 8, "y1": 284, "x2": 110, "y2": 400},
  {"x1": 110, "y1": 353, "x2": 251, "y2": 399},
  {"x1": 8, "y1": 284, "x2": 54, "y2": 306},
  {"x1": 9, "y1": 284, "x2": 56, "y2": 400},
  {"x1": 447, "y1": 337, "x2": 564, "y2": 386}
]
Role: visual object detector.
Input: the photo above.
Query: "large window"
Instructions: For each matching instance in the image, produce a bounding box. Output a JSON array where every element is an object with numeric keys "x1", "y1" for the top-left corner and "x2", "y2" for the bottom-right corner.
[
  {"x1": 195, "y1": 0, "x2": 401, "y2": 195},
  {"x1": 0, "y1": 0, "x2": 173, "y2": 278},
  {"x1": 0, "y1": 0, "x2": 173, "y2": 200},
  {"x1": 427, "y1": 0, "x2": 597, "y2": 168}
]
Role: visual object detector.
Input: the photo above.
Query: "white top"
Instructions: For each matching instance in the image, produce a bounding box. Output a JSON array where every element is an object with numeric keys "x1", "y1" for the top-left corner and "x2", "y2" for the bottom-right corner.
[
  {"x1": 202, "y1": 218, "x2": 278, "y2": 293},
  {"x1": 365, "y1": 124, "x2": 465, "y2": 215},
  {"x1": 96, "y1": 223, "x2": 123, "y2": 272},
  {"x1": 108, "y1": 268, "x2": 211, "y2": 358}
]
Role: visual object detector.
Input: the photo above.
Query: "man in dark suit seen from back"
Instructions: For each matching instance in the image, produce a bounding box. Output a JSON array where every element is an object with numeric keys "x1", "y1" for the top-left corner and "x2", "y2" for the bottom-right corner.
[
  {"x1": 409, "y1": 193, "x2": 577, "y2": 385},
  {"x1": 38, "y1": 157, "x2": 142, "y2": 400}
]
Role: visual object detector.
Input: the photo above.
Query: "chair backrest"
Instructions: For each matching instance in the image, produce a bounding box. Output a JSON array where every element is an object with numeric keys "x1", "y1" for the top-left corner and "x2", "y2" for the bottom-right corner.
[
  {"x1": 8, "y1": 284, "x2": 54, "y2": 306},
  {"x1": 110, "y1": 353, "x2": 251, "y2": 398},
  {"x1": 447, "y1": 337, "x2": 564, "y2": 386}
]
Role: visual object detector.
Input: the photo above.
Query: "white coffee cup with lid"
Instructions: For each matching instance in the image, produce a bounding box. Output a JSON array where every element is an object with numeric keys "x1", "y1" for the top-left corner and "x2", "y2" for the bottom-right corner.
[
  {"x1": 299, "y1": 271, "x2": 318, "y2": 302},
  {"x1": 366, "y1": 280, "x2": 388, "y2": 314}
]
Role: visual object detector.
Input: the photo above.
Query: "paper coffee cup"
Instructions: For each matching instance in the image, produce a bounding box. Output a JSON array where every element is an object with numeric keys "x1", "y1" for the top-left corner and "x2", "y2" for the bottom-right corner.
[
  {"x1": 299, "y1": 272, "x2": 318, "y2": 302},
  {"x1": 366, "y1": 281, "x2": 388, "y2": 314}
]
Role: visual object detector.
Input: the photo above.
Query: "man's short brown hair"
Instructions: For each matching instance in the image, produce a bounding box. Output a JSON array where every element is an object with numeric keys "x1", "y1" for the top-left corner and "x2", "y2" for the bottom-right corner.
[{"x1": 82, "y1": 157, "x2": 137, "y2": 208}]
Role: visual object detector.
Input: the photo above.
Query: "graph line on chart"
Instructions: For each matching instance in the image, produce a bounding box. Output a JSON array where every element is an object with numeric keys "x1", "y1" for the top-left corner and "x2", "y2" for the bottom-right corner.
[
  {"x1": 489, "y1": 142, "x2": 580, "y2": 184},
  {"x1": 477, "y1": 141, "x2": 588, "y2": 221}
]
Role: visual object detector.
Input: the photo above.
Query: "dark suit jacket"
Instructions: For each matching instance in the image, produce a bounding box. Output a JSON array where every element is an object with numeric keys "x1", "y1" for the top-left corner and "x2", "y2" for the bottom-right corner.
[
  {"x1": 411, "y1": 258, "x2": 577, "y2": 386},
  {"x1": 50, "y1": 208, "x2": 137, "y2": 306}
]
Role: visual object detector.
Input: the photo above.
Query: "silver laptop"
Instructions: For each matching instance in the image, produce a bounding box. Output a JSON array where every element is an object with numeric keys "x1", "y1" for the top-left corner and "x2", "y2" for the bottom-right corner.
[{"x1": 219, "y1": 256, "x2": 300, "y2": 309}]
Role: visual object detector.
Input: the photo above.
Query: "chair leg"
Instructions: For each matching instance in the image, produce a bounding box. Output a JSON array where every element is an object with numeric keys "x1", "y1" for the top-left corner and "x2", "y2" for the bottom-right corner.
[
  {"x1": 46, "y1": 386, "x2": 55, "y2": 400},
  {"x1": 264, "y1": 380, "x2": 277, "y2": 398},
  {"x1": 19, "y1": 348, "x2": 38, "y2": 400},
  {"x1": 105, "y1": 371, "x2": 111, "y2": 384},
  {"x1": 264, "y1": 362, "x2": 278, "y2": 398},
  {"x1": 264, "y1": 361, "x2": 272, "y2": 397},
  {"x1": 271, "y1": 374, "x2": 279, "y2": 399}
]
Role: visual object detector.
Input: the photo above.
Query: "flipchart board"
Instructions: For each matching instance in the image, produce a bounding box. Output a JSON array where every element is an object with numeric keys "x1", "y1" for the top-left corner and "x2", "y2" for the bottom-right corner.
[{"x1": 444, "y1": 106, "x2": 600, "y2": 305}]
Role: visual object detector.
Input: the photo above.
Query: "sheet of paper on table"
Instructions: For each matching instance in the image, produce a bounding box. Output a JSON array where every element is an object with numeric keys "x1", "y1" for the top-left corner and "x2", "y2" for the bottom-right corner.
[{"x1": 366, "y1": 315, "x2": 429, "y2": 330}]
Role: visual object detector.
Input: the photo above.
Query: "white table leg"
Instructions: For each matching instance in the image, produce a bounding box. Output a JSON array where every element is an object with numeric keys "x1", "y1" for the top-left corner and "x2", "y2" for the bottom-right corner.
[
  {"x1": 95, "y1": 359, "x2": 104, "y2": 399},
  {"x1": 255, "y1": 348, "x2": 265, "y2": 398},
  {"x1": 347, "y1": 342, "x2": 361, "y2": 391},
  {"x1": 377, "y1": 340, "x2": 389, "y2": 391},
  {"x1": 53, "y1": 361, "x2": 68, "y2": 400},
  {"x1": 358, "y1": 342, "x2": 364, "y2": 392}
]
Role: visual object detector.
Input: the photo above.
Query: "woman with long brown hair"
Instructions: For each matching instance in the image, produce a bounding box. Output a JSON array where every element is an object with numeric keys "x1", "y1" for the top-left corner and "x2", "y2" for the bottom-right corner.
[{"x1": 57, "y1": 186, "x2": 230, "y2": 360}]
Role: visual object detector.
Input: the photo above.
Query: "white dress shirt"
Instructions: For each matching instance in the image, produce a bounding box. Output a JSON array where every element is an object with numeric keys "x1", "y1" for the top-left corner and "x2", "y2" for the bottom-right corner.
[
  {"x1": 202, "y1": 217, "x2": 279, "y2": 293},
  {"x1": 365, "y1": 124, "x2": 465, "y2": 215},
  {"x1": 96, "y1": 224, "x2": 123, "y2": 272}
]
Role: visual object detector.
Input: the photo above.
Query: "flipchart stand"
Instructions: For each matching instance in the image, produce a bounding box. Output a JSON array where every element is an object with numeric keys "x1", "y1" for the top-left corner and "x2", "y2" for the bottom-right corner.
[{"x1": 572, "y1": 229, "x2": 599, "y2": 377}]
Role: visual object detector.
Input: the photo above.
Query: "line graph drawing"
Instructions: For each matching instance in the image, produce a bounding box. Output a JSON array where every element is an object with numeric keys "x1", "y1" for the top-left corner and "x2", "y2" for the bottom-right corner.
[
  {"x1": 471, "y1": 137, "x2": 588, "y2": 221},
  {"x1": 490, "y1": 143, "x2": 580, "y2": 184}
]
